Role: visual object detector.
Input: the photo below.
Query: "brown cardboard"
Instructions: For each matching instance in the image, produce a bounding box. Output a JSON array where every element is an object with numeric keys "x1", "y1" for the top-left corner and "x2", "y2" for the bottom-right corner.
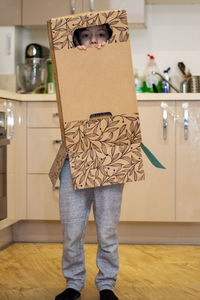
[{"x1": 47, "y1": 9, "x2": 145, "y2": 189}]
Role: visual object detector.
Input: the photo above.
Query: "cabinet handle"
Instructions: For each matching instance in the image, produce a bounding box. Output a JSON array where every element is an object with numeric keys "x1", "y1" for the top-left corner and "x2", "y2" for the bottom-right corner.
[
  {"x1": 161, "y1": 102, "x2": 168, "y2": 140},
  {"x1": 53, "y1": 186, "x2": 60, "y2": 190},
  {"x1": 53, "y1": 112, "x2": 59, "y2": 117},
  {"x1": 54, "y1": 140, "x2": 62, "y2": 144},
  {"x1": 182, "y1": 102, "x2": 189, "y2": 140},
  {"x1": 6, "y1": 107, "x2": 14, "y2": 140},
  {"x1": 90, "y1": 0, "x2": 95, "y2": 11},
  {"x1": 71, "y1": 0, "x2": 76, "y2": 14}
]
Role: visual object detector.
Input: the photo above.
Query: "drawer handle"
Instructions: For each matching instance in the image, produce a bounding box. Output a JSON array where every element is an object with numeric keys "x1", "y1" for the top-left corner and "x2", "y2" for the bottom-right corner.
[
  {"x1": 53, "y1": 186, "x2": 60, "y2": 190},
  {"x1": 182, "y1": 102, "x2": 189, "y2": 140},
  {"x1": 71, "y1": 0, "x2": 76, "y2": 14},
  {"x1": 54, "y1": 140, "x2": 62, "y2": 144},
  {"x1": 6, "y1": 107, "x2": 15, "y2": 140},
  {"x1": 161, "y1": 102, "x2": 168, "y2": 140},
  {"x1": 90, "y1": 0, "x2": 95, "y2": 11},
  {"x1": 53, "y1": 112, "x2": 59, "y2": 117}
]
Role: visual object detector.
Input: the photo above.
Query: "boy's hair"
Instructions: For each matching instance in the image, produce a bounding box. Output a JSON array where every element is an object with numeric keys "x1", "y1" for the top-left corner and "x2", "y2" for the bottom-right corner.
[{"x1": 73, "y1": 23, "x2": 112, "y2": 47}]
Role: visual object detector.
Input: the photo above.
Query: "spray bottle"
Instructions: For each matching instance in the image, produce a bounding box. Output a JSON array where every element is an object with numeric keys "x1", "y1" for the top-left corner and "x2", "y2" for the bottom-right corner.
[
  {"x1": 142, "y1": 54, "x2": 162, "y2": 93},
  {"x1": 162, "y1": 67, "x2": 171, "y2": 93}
]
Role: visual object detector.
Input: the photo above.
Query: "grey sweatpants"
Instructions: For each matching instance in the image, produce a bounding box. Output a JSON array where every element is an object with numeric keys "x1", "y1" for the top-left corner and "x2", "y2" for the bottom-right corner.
[{"x1": 59, "y1": 157, "x2": 124, "y2": 292}]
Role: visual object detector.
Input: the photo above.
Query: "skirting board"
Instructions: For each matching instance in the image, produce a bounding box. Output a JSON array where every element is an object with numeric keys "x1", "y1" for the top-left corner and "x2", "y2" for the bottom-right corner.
[{"x1": 12, "y1": 220, "x2": 200, "y2": 245}]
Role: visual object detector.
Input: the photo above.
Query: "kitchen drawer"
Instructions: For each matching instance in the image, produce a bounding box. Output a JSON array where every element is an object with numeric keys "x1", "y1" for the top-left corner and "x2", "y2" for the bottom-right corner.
[
  {"x1": 27, "y1": 102, "x2": 59, "y2": 128},
  {"x1": 27, "y1": 174, "x2": 60, "y2": 220},
  {"x1": 27, "y1": 128, "x2": 61, "y2": 173},
  {"x1": 27, "y1": 174, "x2": 95, "y2": 221}
]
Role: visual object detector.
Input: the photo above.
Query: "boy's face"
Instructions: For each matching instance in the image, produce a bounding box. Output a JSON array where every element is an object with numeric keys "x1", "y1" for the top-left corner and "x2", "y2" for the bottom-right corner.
[{"x1": 79, "y1": 26, "x2": 109, "y2": 48}]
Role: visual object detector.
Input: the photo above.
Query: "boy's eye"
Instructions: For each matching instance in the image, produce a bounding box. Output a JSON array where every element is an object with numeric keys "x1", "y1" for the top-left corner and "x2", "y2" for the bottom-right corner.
[
  {"x1": 82, "y1": 33, "x2": 89, "y2": 38},
  {"x1": 97, "y1": 31, "x2": 107, "y2": 38}
]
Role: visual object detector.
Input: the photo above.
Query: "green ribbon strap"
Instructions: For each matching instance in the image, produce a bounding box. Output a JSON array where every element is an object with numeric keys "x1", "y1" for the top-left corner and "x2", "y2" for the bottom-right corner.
[{"x1": 140, "y1": 143, "x2": 166, "y2": 169}]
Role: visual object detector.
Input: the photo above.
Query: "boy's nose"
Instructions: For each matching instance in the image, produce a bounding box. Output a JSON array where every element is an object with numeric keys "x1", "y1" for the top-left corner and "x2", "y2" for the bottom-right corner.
[{"x1": 90, "y1": 34, "x2": 97, "y2": 44}]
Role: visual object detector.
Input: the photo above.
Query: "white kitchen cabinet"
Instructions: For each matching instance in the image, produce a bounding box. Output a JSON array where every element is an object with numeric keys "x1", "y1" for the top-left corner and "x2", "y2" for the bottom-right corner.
[
  {"x1": 27, "y1": 102, "x2": 60, "y2": 128},
  {"x1": 176, "y1": 101, "x2": 200, "y2": 221},
  {"x1": 121, "y1": 101, "x2": 175, "y2": 221},
  {"x1": 0, "y1": 99, "x2": 26, "y2": 230},
  {"x1": 14, "y1": 101, "x2": 27, "y2": 220},
  {"x1": 27, "y1": 102, "x2": 61, "y2": 174},
  {"x1": 83, "y1": 0, "x2": 146, "y2": 26},
  {"x1": 27, "y1": 128, "x2": 61, "y2": 173},
  {"x1": 27, "y1": 174, "x2": 60, "y2": 220},
  {"x1": 146, "y1": 0, "x2": 200, "y2": 4},
  {"x1": 26, "y1": 99, "x2": 200, "y2": 222},
  {"x1": 0, "y1": 0, "x2": 21, "y2": 25},
  {"x1": 27, "y1": 101, "x2": 61, "y2": 220},
  {"x1": 22, "y1": 0, "x2": 82, "y2": 26}
]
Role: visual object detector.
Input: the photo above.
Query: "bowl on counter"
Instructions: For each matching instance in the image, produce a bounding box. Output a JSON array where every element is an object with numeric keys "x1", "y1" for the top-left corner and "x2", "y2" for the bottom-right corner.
[{"x1": 16, "y1": 60, "x2": 46, "y2": 93}]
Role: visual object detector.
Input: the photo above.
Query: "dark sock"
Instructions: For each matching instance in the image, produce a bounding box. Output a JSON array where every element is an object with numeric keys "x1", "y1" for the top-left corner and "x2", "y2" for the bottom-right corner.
[
  {"x1": 55, "y1": 288, "x2": 80, "y2": 300},
  {"x1": 100, "y1": 289, "x2": 118, "y2": 300}
]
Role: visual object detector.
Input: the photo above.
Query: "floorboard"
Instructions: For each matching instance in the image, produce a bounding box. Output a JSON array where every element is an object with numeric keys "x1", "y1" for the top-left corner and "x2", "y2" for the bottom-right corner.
[{"x1": 0, "y1": 243, "x2": 200, "y2": 299}]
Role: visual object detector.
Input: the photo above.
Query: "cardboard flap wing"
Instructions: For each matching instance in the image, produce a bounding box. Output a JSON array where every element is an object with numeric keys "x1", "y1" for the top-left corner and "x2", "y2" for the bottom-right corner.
[{"x1": 48, "y1": 9, "x2": 145, "y2": 189}]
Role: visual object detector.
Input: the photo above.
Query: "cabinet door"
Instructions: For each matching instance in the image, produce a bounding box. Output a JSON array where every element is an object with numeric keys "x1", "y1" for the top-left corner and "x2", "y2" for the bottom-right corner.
[
  {"x1": 27, "y1": 128, "x2": 61, "y2": 173},
  {"x1": 83, "y1": 0, "x2": 145, "y2": 25},
  {"x1": 120, "y1": 101, "x2": 175, "y2": 221},
  {"x1": 14, "y1": 101, "x2": 27, "y2": 220},
  {"x1": 27, "y1": 102, "x2": 59, "y2": 128},
  {"x1": 0, "y1": 100, "x2": 26, "y2": 230},
  {"x1": 22, "y1": 0, "x2": 82, "y2": 25},
  {"x1": 0, "y1": 0, "x2": 21, "y2": 25},
  {"x1": 176, "y1": 101, "x2": 200, "y2": 221},
  {"x1": 27, "y1": 174, "x2": 60, "y2": 220}
]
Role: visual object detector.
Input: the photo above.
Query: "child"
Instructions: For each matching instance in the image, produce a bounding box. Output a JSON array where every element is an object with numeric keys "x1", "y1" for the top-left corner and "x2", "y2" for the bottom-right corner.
[
  {"x1": 55, "y1": 24, "x2": 123, "y2": 300},
  {"x1": 73, "y1": 23, "x2": 112, "y2": 49}
]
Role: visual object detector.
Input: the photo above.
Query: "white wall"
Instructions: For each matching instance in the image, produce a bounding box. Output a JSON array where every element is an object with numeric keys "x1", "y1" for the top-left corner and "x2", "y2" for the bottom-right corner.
[
  {"x1": 0, "y1": 27, "x2": 16, "y2": 74},
  {"x1": 1, "y1": 4, "x2": 200, "y2": 90},
  {"x1": 21, "y1": 4, "x2": 200, "y2": 90},
  {"x1": 0, "y1": 26, "x2": 23, "y2": 75},
  {"x1": 130, "y1": 4, "x2": 200, "y2": 89}
]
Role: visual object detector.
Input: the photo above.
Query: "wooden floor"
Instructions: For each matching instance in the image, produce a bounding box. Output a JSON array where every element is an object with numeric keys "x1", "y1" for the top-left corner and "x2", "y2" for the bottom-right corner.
[{"x1": 0, "y1": 243, "x2": 200, "y2": 300}]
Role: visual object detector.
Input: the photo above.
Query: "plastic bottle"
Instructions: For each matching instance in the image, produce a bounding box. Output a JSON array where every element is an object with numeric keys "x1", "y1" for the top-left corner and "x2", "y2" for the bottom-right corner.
[
  {"x1": 134, "y1": 68, "x2": 142, "y2": 93},
  {"x1": 142, "y1": 54, "x2": 162, "y2": 93},
  {"x1": 162, "y1": 67, "x2": 171, "y2": 93},
  {"x1": 47, "y1": 59, "x2": 55, "y2": 94}
]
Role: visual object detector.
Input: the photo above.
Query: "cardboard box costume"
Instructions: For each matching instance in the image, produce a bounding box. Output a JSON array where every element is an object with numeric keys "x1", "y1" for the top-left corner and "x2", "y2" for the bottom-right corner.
[{"x1": 47, "y1": 9, "x2": 145, "y2": 190}]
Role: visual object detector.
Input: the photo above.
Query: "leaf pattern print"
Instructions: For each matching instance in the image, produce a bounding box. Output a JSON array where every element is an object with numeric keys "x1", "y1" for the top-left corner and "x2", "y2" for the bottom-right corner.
[
  {"x1": 64, "y1": 114, "x2": 145, "y2": 190},
  {"x1": 50, "y1": 9, "x2": 129, "y2": 50}
]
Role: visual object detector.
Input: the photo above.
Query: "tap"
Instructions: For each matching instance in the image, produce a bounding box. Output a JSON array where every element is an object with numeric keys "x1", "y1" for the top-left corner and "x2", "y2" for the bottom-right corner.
[{"x1": 152, "y1": 71, "x2": 180, "y2": 93}]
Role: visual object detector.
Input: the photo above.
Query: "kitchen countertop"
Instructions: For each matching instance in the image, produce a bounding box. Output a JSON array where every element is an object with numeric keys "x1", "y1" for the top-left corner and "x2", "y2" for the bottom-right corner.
[{"x1": 1, "y1": 89, "x2": 200, "y2": 102}]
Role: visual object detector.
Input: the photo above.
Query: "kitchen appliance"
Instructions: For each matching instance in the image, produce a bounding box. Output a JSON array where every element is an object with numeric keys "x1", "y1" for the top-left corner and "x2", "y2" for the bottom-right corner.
[
  {"x1": 0, "y1": 111, "x2": 10, "y2": 221},
  {"x1": 16, "y1": 43, "x2": 49, "y2": 93},
  {"x1": 25, "y1": 43, "x2": 49, "y2": 61}
]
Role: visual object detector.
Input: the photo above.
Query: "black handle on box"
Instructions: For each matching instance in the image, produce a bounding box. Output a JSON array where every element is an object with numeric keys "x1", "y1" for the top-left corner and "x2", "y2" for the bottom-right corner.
[{"x1": 89, "y1": 112, "x2": 112, "y2": 119}]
